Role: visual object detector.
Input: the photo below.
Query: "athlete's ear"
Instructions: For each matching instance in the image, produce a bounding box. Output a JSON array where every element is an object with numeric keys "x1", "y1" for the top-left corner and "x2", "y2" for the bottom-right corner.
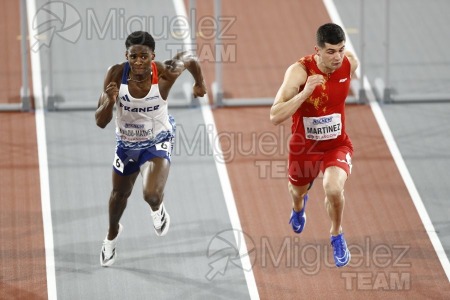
[
  {"x1": 315, "y1": 46, "x2": 319, "y2": 55},
  {"x1": 125, "y1": 50, "x2": 129, "y2": 59}
]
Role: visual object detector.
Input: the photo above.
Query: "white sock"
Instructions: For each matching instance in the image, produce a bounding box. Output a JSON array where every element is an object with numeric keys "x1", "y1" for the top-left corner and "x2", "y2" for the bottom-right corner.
[{"x1": 151, "y1": 204, "x2": 163, "y2": 215}]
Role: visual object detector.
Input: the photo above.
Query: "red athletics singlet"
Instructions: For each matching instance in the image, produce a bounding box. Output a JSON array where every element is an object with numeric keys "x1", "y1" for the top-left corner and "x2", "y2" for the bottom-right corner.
[{"x1": 288, "y1": 54, "x2": 353, "y2": 186}]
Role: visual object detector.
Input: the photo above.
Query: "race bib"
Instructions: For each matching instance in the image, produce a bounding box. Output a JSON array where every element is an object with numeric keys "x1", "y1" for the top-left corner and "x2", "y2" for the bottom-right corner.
[
  {"x1": 118, "y1": 123, "x2": 154, "y2": 142},
  {"x1": 155, "y1": 140, "x2": 172, "y2": 156},
  {"x1": 303, "y1": 113, "x2": 342, "y2": 141},
  {"x1": 113, "y1": 153, "x2": 124, "y2": 173}
]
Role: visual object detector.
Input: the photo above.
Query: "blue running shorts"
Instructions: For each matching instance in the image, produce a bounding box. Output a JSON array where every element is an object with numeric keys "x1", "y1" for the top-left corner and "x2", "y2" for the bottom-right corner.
[{"x1": 113, "y1": 138, "x2": 174, "y2": 176}]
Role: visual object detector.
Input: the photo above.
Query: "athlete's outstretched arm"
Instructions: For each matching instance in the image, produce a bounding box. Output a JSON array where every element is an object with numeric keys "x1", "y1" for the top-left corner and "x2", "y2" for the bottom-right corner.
[
  {"x1": 95, "y1": 65, "x2": 122, "y2": 128},
  {"x1": 157, "y1": 51, "x2": 206, "y2": 99},
  {"x1": 270, "y1": 63, "x2": 325, "y2": 125}
]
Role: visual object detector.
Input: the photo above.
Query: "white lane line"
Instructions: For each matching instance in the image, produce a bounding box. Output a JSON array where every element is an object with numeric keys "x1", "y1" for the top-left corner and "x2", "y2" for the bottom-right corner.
[
  {"x1": 323, "y1": 0, "x2": 450, "y2": 282},
  {"x1": 199, "y1": 97, "x2": 260, "y2": 299},
  {"x1": 172, "y1": 0, "x2": 260, "y2": 298},
  {"x1": 26, "y1": 0, "x2": 58, "y2": 298}
]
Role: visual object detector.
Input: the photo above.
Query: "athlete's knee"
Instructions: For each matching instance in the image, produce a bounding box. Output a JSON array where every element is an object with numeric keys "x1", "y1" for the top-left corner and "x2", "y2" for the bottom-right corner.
[
  {"x1": 143, "y1": 190, "x2": 163, "y2": 207},
  {"x1": 323, "y1": 183, "x2": 344, "y2": 202},
  {"x1": 110, "y1": 189, "x2": 132, "y2": 202}
]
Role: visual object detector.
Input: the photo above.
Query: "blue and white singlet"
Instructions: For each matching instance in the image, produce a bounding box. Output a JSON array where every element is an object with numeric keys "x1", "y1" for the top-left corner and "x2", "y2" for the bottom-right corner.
[{"x1": 115, "y1": 61, "x2": 175, "y2": 150}]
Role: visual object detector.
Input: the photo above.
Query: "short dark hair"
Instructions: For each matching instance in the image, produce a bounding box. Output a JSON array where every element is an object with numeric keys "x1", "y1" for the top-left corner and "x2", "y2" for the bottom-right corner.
[
  {"x1": 316, "y1": 23, "x2": 346, "y2": 47},
  {"x1": 125, "y1": 31, "x2": 155, "y2": 51}
]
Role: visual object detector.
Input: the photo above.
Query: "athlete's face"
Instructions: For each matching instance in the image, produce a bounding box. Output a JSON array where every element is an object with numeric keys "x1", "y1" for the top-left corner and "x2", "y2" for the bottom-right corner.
[
  {"x1": 125, "y1": 45, "x2": 155, "y2": 75},
  {"x1": 316, "y1": 41, "x2": 345, "y2": 72}
]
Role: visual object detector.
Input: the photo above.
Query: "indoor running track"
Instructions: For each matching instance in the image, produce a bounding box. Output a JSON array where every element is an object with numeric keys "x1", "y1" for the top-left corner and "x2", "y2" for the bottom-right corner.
[{"x1": 1, "y1": 0, "x2": 449, "y2": 299}]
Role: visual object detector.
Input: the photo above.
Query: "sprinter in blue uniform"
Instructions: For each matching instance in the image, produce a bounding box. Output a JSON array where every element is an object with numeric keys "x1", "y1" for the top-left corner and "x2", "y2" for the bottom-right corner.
[{"x1": 95, "y1": 31, "x2": 206, "y2": 267}]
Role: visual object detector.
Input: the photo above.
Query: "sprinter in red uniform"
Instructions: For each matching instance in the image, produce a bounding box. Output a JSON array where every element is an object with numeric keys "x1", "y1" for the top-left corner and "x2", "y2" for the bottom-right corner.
[{"x1": 270, "y1": 23, "x2": 358, "y2": 267}]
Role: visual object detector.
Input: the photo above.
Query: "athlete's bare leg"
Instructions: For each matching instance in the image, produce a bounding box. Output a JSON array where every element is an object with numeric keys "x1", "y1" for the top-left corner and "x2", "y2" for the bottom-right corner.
[
  {"x1": 107, "y1": 171, "x2": 139, "y2": 240},
  {"x1": 323, "y1": 166, "x2": 348, "y2": 236},
  {"x1": 141, "y1": 157, "x2": 170, "y2": 211},
  {"x1": 288, "y1": 182, "x2": 310, "y2": 212}
]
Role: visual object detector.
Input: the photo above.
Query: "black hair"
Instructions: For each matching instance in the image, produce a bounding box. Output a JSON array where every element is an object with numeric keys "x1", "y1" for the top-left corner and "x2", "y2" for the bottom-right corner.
[
  {"x1": 316, "y1": 23, "x2": 346, "y2": 47},
  {"x1": 125, "y1": 31, "x2": 155, "y2": 51}
]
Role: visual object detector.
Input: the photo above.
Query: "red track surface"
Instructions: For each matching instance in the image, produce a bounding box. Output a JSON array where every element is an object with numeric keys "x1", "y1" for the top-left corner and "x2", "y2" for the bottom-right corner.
[
  {"x1": 0, "y1": 2, "x2": 47, "y2": 299},
  {"x1": 213, "y1": 105, "x2": 449, "y2": 299},
  {"x1": 0, "y1": 1, "x2": 23, "y2": 104},
  {"x1": 0, "y1": 111, "x2": 47, "y2": 299}
]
